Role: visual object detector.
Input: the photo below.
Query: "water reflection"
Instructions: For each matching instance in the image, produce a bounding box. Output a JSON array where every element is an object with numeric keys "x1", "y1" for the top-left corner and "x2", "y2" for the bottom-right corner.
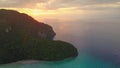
[
  {"x1": 85, "y1": 23, "x2": 120, "y2": 65},
  {"x1": 45, "y1": 20, "x2": 89, "y2": 51},
  {"x1": 45, "y1": 20, "x2": 120, "y2": 65},
  {"x1": 0, "y1": 20, "x2": 120, "y2": 68}
]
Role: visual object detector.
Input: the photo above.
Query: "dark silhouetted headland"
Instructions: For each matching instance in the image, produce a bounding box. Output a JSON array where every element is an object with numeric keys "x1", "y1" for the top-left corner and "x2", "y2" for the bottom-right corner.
[{"x1": 0, "y1": 9, "x2": 78, "y2": 64}]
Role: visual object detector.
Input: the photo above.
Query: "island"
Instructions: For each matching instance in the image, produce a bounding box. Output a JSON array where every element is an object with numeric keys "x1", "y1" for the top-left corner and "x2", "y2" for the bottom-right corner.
[{"x1": 0, "y1": 9, "x2": 78, "y2": 64}]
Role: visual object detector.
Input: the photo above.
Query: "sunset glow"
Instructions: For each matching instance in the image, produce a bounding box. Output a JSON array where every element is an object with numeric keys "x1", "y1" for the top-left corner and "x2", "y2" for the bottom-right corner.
[
  {"x1": 0, "y1": 0, "x2": 119, "y2": 21},
  {"x1": 17, "y1": 8, "x2": 57, "y2": 16},
  {"x1": 0, "y1": 0, "x2": 120, "y2": 67}
]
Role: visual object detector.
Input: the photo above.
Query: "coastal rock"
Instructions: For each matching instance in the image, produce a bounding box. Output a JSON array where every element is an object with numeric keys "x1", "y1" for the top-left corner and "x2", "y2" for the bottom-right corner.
[
  {"x1": 0, "y1": 9, "x2": 78, "y2": 64},
  {"x1": 23, "y1": 40, "x2": 78, "y2": 61},
  {"x1": 0, "y1": 9, "x2": 56, "y2": 41}
]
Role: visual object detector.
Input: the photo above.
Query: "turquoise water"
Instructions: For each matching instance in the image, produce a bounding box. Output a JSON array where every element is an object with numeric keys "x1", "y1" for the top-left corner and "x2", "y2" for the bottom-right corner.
[
  {"x1": 1, "y1": 21, "x2": 120, "y2": 68},
  {"x1": 0, "y1": 53, "x2": 118, "y2": 68}
]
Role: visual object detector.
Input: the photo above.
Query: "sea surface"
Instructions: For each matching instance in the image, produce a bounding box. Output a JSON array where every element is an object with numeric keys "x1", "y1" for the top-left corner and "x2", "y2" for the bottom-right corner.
[{"x1": 0, "y1": 20, "x2": 120, "y2": 68}]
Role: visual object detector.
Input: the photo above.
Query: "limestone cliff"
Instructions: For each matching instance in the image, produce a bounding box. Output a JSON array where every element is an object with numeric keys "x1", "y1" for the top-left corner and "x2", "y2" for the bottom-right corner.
[
  {"x1": 0, "y1": 9, "x2": 56, "y2": 41},
  {"x1": 0, "y1": 9, "x2": 78, "y2": 64}
]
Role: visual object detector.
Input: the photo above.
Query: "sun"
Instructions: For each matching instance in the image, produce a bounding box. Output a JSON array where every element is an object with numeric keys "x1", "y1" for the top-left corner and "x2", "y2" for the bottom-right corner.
[
  {"x1": 19, "y1": 9, "x2": 57, "y2": 17},
  {"x1": 32, "y1": 9, "x2": 41, "y2": 16}
]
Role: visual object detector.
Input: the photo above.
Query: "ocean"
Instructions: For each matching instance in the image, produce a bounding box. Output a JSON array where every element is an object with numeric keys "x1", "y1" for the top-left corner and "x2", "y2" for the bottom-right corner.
[{"x1": 0, "y1": 20, "x2": 120, "y2": 68}]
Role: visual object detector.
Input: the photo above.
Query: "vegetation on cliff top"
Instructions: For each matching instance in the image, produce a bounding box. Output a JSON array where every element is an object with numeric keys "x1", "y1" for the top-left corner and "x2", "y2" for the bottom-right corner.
[{"x1": 0, "y1": 9, "x2": 78, "y2": 64}]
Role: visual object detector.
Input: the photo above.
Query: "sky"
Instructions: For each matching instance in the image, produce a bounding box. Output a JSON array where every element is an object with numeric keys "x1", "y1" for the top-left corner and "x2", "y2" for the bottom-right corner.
[{"x1": 0, "y1": 0, "x2": 120, "y2": 22}]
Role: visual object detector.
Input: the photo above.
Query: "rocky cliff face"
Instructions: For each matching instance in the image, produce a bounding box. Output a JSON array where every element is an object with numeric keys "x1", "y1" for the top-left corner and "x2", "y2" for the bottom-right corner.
[
  {"x1": 0, "y1": 9, "x2": 56, "y2": 41},
  {"x1": 0, "y1": 9, "x2": 78, "y2": 64}
]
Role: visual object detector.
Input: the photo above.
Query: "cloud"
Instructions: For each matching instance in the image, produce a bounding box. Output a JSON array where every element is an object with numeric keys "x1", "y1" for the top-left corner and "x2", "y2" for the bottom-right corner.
[
  {"x1": 0, "y1": 0, "x2": 120, "y2": 10},
  {"x1": 44, "y1": 0, "x2": 120, "y2": 10},
  {"x1": 0, "y1": 0, "x2": 120, "y2": 19},
  {"x1": 0, "y1": 0, "x2": 49, "y2": 7},
  {"x1": 0, "y1": 0, "x2": 119, "y2": 22}
]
